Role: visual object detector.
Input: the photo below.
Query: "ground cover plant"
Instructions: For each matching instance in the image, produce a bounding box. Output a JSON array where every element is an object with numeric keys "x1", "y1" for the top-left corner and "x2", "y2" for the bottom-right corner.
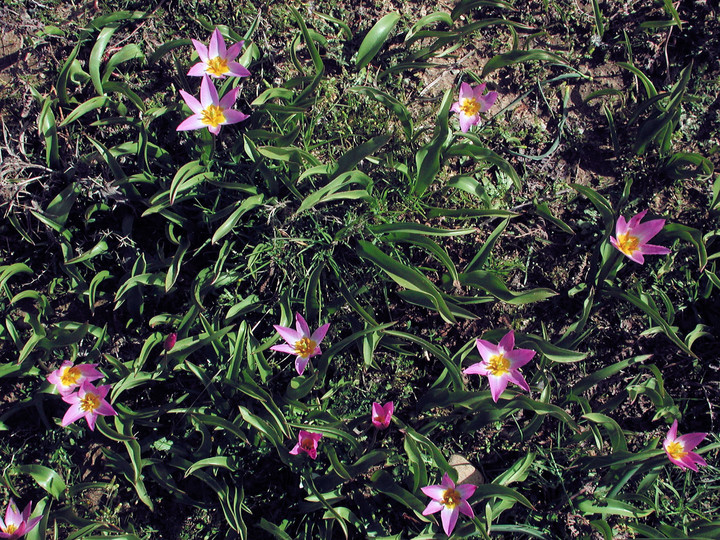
[{"x1": 1, "y1": 0, "x2": 719, "y2": 538}]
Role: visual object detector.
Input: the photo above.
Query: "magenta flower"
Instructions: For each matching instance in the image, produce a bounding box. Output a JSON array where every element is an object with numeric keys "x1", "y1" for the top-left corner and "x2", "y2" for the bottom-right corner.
[
  {"x1": 164, "y1": 332, "x2": 177, "y2": 352},
  {"x1": 663, "y1": 420, "x2": 708, "y2": 472},
  {"x1": 188, "y1": 28, "x2": 251, "y2": 79},
  {"x1": 463, "y1": 330, "x2": 535, "y2": 403},
  {"x1": 609, "y1": 210, "x2": 671, "y2": 264},
  {"x1": 450, "y1": 82, "x2": 498, "y2": 132},
  {"x1": 289, "y1": 430, "x2": 323, "y2": 460},
  {"x1": 270, "y1": 313, "x2": 330, "y2": 375},
  {"x1": 61, "y1": 381, "x2": 117, "y2": 431},
  {"x1": 47, "y1": 361, "x2": 103, "y2": 396},
  {"x1": 0, "y1": 499, "x2": 41, "y2": 539},
  {"x1": 371, "y1": 401, "x2": 394, "y2": 430},
  {"x1": 177, "y1": 74, "x2": 249, "y2": 136},
  {"x1": 421, "y1": 473, "x2": 476, "y2": 536}
]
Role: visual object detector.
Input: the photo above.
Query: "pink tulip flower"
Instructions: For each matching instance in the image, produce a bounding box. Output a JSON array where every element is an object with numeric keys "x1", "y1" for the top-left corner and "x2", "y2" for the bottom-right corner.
[
  {"x1": 47, "y1": 361, "x2": 103, "y2": 396},
  {"x1": 61, "y1": 381, "x2": 117, "y2": 431},
  {"x1": 164, "y1": 332, "x2": 177, "y2": 351},
  {"x1": 421, "y1": 473, "x2": 476, "y2": 536},
  {"x1": 188, "y1": 28, "x2": 251, "y2": 79},
  {"x1": 463, "y1": 330, "x2": 535, "y2": 402},
  {"x1": 663, "y1": 420, "x2": 708, "y2": 472},
  {"x1": 177, "y1": 74, "x2": 249, "y2": 136},
  {"x1": 270, "y1": 313, "x2": 330, "y2": 375},
  {"x1": 289, "y1": 430, "x2": 323, "y2": 460},
  {"x1": 610, "y1": 210, "x2": 671, "y2": 264},
  {"x1": 371, "y1": 401, "x2": 394, "y2": 430},
  {"x1": 451, "y1": 82, "x2": 498, "y2": 132},
  {"x1": 0, "y1": 499, "x2": 41, "y2": 539}
]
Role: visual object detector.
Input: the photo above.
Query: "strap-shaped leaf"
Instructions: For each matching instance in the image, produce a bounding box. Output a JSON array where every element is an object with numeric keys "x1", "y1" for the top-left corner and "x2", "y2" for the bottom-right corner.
[{"x1": 356, "y1": 13, "x2": 401, "y2": 69}]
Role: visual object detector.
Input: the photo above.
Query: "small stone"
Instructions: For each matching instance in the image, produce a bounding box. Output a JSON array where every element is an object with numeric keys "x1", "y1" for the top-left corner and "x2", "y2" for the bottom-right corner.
[{"x1": 449, "y1": 454, "x2": 484, "y2": 486}]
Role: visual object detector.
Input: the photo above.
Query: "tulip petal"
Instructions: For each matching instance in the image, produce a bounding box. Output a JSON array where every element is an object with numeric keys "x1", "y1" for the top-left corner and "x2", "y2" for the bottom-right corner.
[
  {"x1": 639, "y1": 244, "x2": 671, "y2": 256},
  {"x1": 421, "y1": 485, "x2": 446, "y2": 500},
  {"x1": 311, "y1": 322, "x2": 331, "y2": 345},
  {"x1": 422, "y1": 500, "x2": 443, "y2": 515},
  {"x1": 179, "y1": 90, "x2": 203, "y2": 113},
  {"x1": 274, "y1": 325, "x2": 301, "y2": 345},
  {"x1": 475, "y1": 339, "x2": 499, "y2": 363},
  {"x1": 187, "y1": 62, "x2": 208, "y2": 77},
  {"x1": 440, "y1": 506, "x2": 459, "y2": 536},
  {"x1": 295, "y1": 313, "x2": 311, "y2": 337},
  {"x1": 192, "y1": 39, "x2": 209, "y2": 62},
  {"x1": 488, "y1": 374, "x2": 508, "y2": 402},
  {"x1": 677, "y1": 432, "x2": 707, "y2": 451},
  {"x1": 463, "y1": 362, "x2": 489, "y2": 376},
  {"x1": 61, "y1": 403, "x2": 86, "y2": 426},
  {"x1": 270, "y1": 343, "x2": 296, "y2": 355},
  {"x1": 506, "y1": 348, "x2": 535, "y2": 369},
  {"x1": 498, "y1": 330, "x2": 515, "y2": 353},
  {"x1": 295, "y1": 355, "x2": 310, "y2": 375},
  {"x1": 458, "y1": 499, "x2": 475, "y2": 519},
  {"x1": 177, "y1": 115, "x2": 206, "y2": 131},
  {"x1": 226, "y1": 41, "x2": 244, "y2": 61},
  {"x1": 506, "y1": 370, "x2": 531, "y2": 392}
]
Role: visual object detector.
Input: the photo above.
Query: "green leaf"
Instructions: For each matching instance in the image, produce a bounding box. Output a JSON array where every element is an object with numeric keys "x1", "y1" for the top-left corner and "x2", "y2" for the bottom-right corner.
[
  {"x1": 357, "y1": 240, "x2": 457, "y2": 322},
  {"x1": 184, "y1": 456, "x2": 237, "y2": 478},
  {"x1": 447, "y1": 143, "x2": 522, "y2": 190},
  {"x1": 14, "y1": 465, "x2": 66, "y2": 500},
  {"x1": 348, "y1": 86, "x2": 413, "y2": 139},
  {"x1": 482, "y1": 49, "x2": 570, "y2": 77},
  {"x1": 356, "y1": 13, "x2": 401, "y2": 69},
  {"x1": 89, "y1": 26, "x2": 117, "y2": 95},
  {"x1": 459, "y1": 271, "x2": 557, "y2": 304},
  {"x1": 414, "y1": 89, "x2": 453, "y2": 196}
]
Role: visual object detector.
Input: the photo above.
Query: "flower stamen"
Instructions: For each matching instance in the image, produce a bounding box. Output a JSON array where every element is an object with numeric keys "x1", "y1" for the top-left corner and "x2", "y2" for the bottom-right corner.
[
  {"x1": 200, "y1": 104, "x2": 226, "y2": 128},
  {"x1": 206, "y1": 56, "x2": 229, "y2": 76},
  {"x1": 294, "y1": 337, "x2": 317, "y2": 359},
  {"x1": 487, "y1": 353, "x2": 510, "y2": 376},
  {"x1": 616, "y1": 232, "x2": 640, "y2": 256},
  {"x1": 666, "y1": 441, "x2": 687, "y2": 460},
  {"x1": 441, "y1": 488, "x2": 461, "y2": 509},
  {"x1": 60, "y1": 366, "x2": 82, "y2": 386},
  {"x1": 80, "y1": 393, "x2": 101, "y2": 412},
  {"x1": 460, "y1": 97, "x2": 481, "y2": 117}
]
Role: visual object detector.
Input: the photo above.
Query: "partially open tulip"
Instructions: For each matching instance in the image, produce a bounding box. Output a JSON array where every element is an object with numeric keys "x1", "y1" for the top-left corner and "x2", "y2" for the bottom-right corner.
[
  {"x1": 0, "y1": 499, "x2": 41, "y2": 539},
  {"x1": 61, "y1": 381, "x2": 117, "y2": 431},
  {"x1": 289, "y1": 430, "x2": 323, "y2": 460},
  {"x1": 177, "y1": 74, "x2": 249, "y2": 135},
  {"x1": 421, "y1": 473, "x2": 476, "y2": 536},
  {"x1": 47, "y1": 361, "x2": 103, "y2": 396},
  {"x1": 451, "y1": 82, "x2": 498, "y2": 132},
  {"x1": 188, "y1": 28, "x2": 251, "y2": 79},
  {"x1": 610, "y1": 210, "x2": 671, "y2": 264},
  {"x1": 663, "y1": 420, "x2": 708, "y2": 472},
  {"x1": 463, "y1": 330, "x2": 535, "y2": 402},
  {"x1": 270, "y1": 313, "x2": 330, "y2": 375},
  {"x1": 371, "y1": 401, "x2": 394, "y2": 430}
]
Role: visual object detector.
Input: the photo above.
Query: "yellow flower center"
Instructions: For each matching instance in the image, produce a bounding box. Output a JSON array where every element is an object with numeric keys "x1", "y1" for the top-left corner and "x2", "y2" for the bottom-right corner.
[
  {"x1": 460, "y1": 97, "x2": 481, "y2": 117},
  {"x1": 60, "y1": 366, "x2": 82, "y2": 386},
  {"x1": 487, "y1": 353, "x2": 510, "y2": 376},
  {"x1": 616, "y1": 232, "x2": 640, "y2": 256},
  {"x1": 441, "y1": 488, "x2": 461, "y2": 509},
  {"x1": 3, "y1": 524, "x2": 17, "y2": 534},
  {"x1": 666, "y1": 440, "x2": 687, "y2": 460},
  {"x1": 206, "y1": 56, "x2": 229, "y2": 76},
  {"x1": 80, "y1": 393, "x2": 101, "y2": 412},
  {"x1": 294, "y1": 337, "x2": 317, "y2": 359},
  {"x1": 200, "y1": 105, "x2": 226, "y2": 128}
]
